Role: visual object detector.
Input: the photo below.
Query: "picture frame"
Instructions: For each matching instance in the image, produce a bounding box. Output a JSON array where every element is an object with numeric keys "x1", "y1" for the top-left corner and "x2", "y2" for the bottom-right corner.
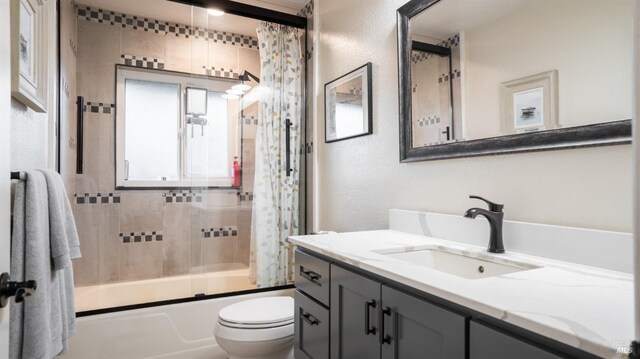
[
  {"x1": 11, "y1": 0, "x2": 48, "y2": 113},
  {"x1": 325, "y1": 63, "x2": 373, "y2": 143},
  {"x1": 500, "y1": 70, "x2": 558, "y2": 134}
]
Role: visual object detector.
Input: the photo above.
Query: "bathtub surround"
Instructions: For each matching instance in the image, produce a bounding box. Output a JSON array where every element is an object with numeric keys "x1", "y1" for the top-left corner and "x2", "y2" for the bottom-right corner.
[{"x1": 71, "y1": 3, "x2": 261, "y2": 287}]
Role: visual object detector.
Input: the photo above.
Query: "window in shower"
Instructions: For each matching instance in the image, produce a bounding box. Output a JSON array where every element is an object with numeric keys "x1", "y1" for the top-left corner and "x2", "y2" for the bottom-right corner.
[{"x1": 115, "y1": 66, "x2": 241, "y2": 189}]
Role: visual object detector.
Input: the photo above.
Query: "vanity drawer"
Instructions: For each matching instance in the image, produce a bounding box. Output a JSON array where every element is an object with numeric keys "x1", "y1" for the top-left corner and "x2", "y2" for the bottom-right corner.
[
  {"x1": 470, "y1": 321, "x2": 564, "y2": 359},
  {"x1": 294, "y1": 290, "x2": 330, "y2": 359},
  {"x1": 295, "y1": 250, "x2": 330, "y2": 306}
]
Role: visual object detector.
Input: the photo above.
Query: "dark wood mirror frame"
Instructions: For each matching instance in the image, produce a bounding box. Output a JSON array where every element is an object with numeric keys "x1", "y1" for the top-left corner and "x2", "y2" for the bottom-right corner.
[{"x1": 397, "y1": 0, "x2": 632, "y2": 163}]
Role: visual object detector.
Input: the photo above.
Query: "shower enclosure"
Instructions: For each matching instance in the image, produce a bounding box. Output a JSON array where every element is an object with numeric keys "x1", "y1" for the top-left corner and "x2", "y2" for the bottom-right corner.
[{"x1": 57, "y1": 0, "x2": 308, "y2": 312}]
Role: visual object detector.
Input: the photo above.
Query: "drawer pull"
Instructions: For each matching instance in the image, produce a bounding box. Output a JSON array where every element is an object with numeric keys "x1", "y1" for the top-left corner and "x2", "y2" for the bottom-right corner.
[
  {"x1": 299, "y1": 266, "x2": 322, "y2": 285},
  {"x1": 301, "y1": 311, "x2": 320, "y2": 326},
  {"x1": 364, "y1": 300, "x2": 377, "y2": 335},
  {"x1": 379, "y1": 306, "x2": 392, "y2": 345}
]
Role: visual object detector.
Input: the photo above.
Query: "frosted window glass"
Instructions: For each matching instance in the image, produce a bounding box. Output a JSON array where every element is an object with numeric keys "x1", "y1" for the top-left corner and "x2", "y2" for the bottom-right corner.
[
  {"x1": 125, "y1": 79, "x2": 180, "y2": 181},
  {"x1": 186, "y1": 92, "x2": 229, "y2": 178}
]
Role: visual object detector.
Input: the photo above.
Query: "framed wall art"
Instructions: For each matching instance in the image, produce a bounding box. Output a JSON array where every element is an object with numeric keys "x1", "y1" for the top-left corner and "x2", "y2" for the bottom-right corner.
[
  {"x1": 500, "y1": 70, "x2": 558, "y2": 134},
  {"x1": 11, "y1": 0, "x2": 48, "y2": 112}
]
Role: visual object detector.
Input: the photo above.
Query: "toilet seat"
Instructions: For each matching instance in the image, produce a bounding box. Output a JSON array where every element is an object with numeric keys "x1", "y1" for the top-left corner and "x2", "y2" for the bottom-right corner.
[{"x1": 214, "y1": 296, "x2": 295, "y2": 342}]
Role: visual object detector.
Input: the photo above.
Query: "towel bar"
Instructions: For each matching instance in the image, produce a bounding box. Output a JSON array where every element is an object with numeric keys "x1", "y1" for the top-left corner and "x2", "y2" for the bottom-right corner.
[{"x1": 10, "y1": 171, "x2": 25, "y2": 180}]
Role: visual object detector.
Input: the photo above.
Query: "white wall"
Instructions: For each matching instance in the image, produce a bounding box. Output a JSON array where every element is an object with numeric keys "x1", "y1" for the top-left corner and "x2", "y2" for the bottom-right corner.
[
  {"x1": 314, "y1": 0, "x2": 633, "y2": 233},
  {"x1": 463, "y1": 0, "x2": 633, "y2": 139}
]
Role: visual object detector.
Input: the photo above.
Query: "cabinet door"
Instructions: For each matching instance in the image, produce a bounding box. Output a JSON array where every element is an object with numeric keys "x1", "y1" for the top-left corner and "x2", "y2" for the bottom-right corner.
[
  {"x1": 470, "y1": 321, "x2": 565, "y2": 359},
  {"x1": 380, "y1": 285, "x2": 467, "y2": 359},
  {"x1": 295, "y1": 290, "x2": 330, "y2": 359},
  {"x1": 330, "y1": 265, "x2": 381, "y2": 359}
]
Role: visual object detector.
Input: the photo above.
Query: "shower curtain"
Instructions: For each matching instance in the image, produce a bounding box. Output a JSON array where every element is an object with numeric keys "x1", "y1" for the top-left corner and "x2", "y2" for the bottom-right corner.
[{"x1": 250, "y1": 22, "x2": 303, "y2": 287}]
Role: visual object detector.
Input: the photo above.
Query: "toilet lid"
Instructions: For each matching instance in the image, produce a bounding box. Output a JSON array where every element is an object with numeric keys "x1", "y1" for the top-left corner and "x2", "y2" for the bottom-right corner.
[{"x1": 218, "y1": 297, "x2": 294, "y2": 327}]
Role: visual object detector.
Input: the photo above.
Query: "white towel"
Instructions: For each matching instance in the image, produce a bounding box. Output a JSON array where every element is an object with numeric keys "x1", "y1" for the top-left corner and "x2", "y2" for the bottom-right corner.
[{"x1": 10, "y1": 170, "x2": 81, "y2": 359}]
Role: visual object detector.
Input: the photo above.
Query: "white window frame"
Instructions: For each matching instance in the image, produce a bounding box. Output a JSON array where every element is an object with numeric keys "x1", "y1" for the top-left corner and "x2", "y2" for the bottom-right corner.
[{"x1": 115, "y1": 65, "x2": 241, "y2": 189}]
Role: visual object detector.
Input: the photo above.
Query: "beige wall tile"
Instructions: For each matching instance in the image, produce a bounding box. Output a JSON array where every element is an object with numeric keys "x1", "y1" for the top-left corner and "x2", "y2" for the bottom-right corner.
[
  {"x1": 208, "y1": 42, "x2": 238, "y2": 73},
  {"x1": 164, "y1": 36, "x2": 191, "y2": 73},
  {"x1": 77, "y1": 20, "x2": 121, "y2": 104},
  {"x1": 121, "y1": 28, "x2": 165, "y2": 60},
  {"x1": 119, "y1": 191, "x2": 164, "y2": 233}
]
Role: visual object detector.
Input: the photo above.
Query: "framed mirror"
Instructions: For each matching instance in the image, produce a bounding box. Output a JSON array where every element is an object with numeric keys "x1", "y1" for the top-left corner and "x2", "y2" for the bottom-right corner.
[
  {"x1": 397, "y1": 0, "x2": 632, "y2": 162},
  {"x1": 325, "y1": 63, "x2": 373, "y2": 143}
]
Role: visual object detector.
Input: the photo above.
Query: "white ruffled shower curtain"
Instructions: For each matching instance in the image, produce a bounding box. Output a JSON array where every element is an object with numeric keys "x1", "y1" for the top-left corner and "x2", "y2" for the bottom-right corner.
[{"x1": 250, "y1": 22, "x2": 303, "y2": 287}]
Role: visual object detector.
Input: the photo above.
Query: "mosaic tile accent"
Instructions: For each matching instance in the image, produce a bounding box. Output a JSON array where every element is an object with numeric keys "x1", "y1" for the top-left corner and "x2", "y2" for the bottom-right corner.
[
  {"x1": 203, "y1": 66, "x2": 239, "y2": 79},
  {"x1": 411, "y1": 34, "x2": 460, "y2": 64},
  {"x1": 119, "y1": 231, "x2": 163, "y2": 243},
  {"x1": 418, "y1": 116, "x2": 441, "y2": 127},
  {"x1": 201, "y1": 226, "x2": 238, "y2": 238},
  {"x1": 349, "y1": 88, "x2": 362, "y2": 96},
  {"x1": 84, "y1": 102, "x2": 115, "y2": 114},
  {"x1": 76, "y1": 5, "x2": 259, "y2": 48},
  {"x1": 237, "y1": 191, "x2": 254, "y2": 202},
  {"x1": 297, "y1": 0, "x2": 313, "y2": 18},
  {"x1": 75, "y1": 193, "x2": 121, "y2": 204},
  {"x1": 163, "y1": 190, "x2": 203, "y2": 203},
  {"x1": 243, "y1": 115, "x2": 258, "y2": 125},
  {"x1": 121, "y1": 54, "x2": 164, "y2": 69}
]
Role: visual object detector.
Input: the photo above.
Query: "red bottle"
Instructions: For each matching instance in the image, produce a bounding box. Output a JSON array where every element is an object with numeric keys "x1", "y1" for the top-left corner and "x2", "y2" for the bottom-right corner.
[{"x1": 232, "y1": 157, "x2": 241, "y2": 188}]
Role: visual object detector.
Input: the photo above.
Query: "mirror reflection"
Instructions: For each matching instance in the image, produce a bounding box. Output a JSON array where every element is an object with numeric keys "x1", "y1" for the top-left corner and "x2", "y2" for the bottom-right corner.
[{"x1": 409, "y1": 0, "x2": 633, "y2": 148}]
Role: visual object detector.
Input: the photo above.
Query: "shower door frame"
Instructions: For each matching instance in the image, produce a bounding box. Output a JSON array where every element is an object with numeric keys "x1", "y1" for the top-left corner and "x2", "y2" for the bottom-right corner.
[{"x1": 55, "y1": 0, "x2": 309, "y2": 316}]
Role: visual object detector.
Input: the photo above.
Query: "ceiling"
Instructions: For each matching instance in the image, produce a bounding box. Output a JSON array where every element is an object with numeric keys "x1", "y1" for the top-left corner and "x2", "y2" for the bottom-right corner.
[
  {"x1": 410, "y1": 0, "x2": 530, "y2": 40},
  {"x1": 78, "y1": 0, "x2": 307, "y2": 37}
]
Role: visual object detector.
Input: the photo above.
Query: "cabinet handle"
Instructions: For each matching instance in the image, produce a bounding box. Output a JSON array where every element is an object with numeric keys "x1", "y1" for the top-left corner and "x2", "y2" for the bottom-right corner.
[
  {"x1": 379, "y1": 306, "x2": 392, "y2": 345},
  {"x1": 301, "y1": 311, "x2": 320, "y2": 326},
  {"x1": 364, "y1": 300, "x2": 377, "y2": 335},
  {"x1": 299, "y1": 266, "x2": 321, "y2": 285}
]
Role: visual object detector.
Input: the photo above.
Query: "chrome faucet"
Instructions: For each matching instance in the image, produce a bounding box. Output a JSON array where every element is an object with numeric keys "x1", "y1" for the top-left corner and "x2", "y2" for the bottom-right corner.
[{"x1": 463, "y1": 195, "x2": 505, "y2": 253}]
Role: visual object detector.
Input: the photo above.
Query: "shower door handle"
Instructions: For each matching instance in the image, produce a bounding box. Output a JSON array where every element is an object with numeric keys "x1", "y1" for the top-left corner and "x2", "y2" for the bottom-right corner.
[
  {"x1": 124, "y1": 160, "x2": 130, "y2": 180},
  {"x1": 285, "y1": 119, "x2": 292, "y2": 177},
  {"x1": 76, "y1": 96, "x2": 84, "y2": 174}
]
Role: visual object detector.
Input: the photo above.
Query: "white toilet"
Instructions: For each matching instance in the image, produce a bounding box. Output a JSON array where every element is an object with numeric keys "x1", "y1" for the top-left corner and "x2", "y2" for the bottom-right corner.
[{"x1": 214, "y1": 296, "x2": 295, "y2": 359}]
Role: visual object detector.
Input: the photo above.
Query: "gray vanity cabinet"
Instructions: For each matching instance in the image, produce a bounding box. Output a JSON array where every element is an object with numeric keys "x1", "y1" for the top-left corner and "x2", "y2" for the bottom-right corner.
[
  {"x1": 295, "y1": 290, "x2": 330, "y2": 359},
  {"x1": 330, "y1": 265, "x2": 381, "y2": 359},
  {"x1": 381, "y1": 285, "x2": 467, "y2": 359},
  {"x1": 470, "y1": 321, "x2": 565, "y2": 359},
  {"x1": 330, "y1": 264, "x2": 467, "y2": 359}
]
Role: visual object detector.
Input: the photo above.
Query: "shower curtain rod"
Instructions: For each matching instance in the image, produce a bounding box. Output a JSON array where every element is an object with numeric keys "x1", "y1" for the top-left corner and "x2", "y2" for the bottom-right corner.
[{"x1": 168, "y1": 0, "x2": 307, "y2": 29}]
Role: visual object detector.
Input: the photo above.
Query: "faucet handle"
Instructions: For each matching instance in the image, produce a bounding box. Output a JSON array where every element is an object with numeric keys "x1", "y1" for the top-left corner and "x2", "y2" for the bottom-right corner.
[{"x1": 469, "y1": 195, "x2": 504, "y2": 212}]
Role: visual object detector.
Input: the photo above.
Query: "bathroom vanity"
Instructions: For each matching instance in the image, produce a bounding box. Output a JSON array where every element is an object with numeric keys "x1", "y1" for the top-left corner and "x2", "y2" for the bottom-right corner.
[{"x1": 289, "y1": 210, "x2": 633, "y2": 359}]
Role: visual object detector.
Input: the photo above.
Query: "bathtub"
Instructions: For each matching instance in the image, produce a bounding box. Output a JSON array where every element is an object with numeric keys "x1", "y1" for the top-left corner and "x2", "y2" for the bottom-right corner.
[
  {"x1": 75, "y1": 268, "x2": 255, "y2": 312},
  {"x1": 64, "y1": 288, "x2": 294, "y2": 359}
]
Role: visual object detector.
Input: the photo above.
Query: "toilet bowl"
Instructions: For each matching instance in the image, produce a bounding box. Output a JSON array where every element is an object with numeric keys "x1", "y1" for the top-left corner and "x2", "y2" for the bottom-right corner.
[{"x1": 214, "y1": 296, "x2": 294, "y2": 359}]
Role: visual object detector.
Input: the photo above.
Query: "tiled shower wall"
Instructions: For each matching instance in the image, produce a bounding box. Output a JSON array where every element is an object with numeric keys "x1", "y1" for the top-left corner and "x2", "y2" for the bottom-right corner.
[{"x1": 71, "y1": 4, "x2": 261, "y2": 286}]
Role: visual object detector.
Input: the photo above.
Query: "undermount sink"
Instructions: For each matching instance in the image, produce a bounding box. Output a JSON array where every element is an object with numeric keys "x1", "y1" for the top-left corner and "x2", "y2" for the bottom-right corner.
[{"x1": 376, "y1": 248, "x2": 540, "y2": 279}]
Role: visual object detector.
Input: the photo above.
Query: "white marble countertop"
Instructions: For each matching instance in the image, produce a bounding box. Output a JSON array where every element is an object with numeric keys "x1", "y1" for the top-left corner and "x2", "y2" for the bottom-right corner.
[{"x1": 288, "y1": 229, "x2": 634, "y2": 358}]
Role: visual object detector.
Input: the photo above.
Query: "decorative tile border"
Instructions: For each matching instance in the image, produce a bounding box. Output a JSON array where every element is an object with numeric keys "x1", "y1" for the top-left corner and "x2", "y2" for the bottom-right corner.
[
  {"x1": 84, "y1": 102, "x2": 115, "y2": 114},
  {"x1": 418, "y1": 116, "x2": 441, "y2": 127},
  {"x1": 121, "y1": 54, "x2": 165, "y2": 69},
  {"x1": 75, "y1": 193, "x2": 121, "y2": 204},
  {"x1": 61, "y1": 77, "x2": 70, "y2": 98},
  {"x1": 69, "y1": 37, "x2": 77, "y2": 58},
  {"x1": 237, "y1": 192, "x2": 254, "y2": 202},
  {"x1": 242, "y1": 116, "x2": 258, "y2": 125},
  {"x1": 203, "y1": 66, "x2": 239, "y2": 79},
  {"x1": 163, "y1": 190, "x2": 203, "y2": 203},
  {"x1": 411, "y1": 34, "x2": 460, "y2": 64},
  {"x1": 119, "y1": 231, "x2": 163, "y2": 243},
  {"x1": 76, "y1": 4, "x2": 259, "y2": 48},
  {"x1": 305, "y1": 142, "x2": 313, "y2": 154},
  {"x1": 201, "y1": 226, "x2": 238, "y2": 238},
  {"x1": 349, "y1": 88, "x2": 362, "y2": 96}
]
